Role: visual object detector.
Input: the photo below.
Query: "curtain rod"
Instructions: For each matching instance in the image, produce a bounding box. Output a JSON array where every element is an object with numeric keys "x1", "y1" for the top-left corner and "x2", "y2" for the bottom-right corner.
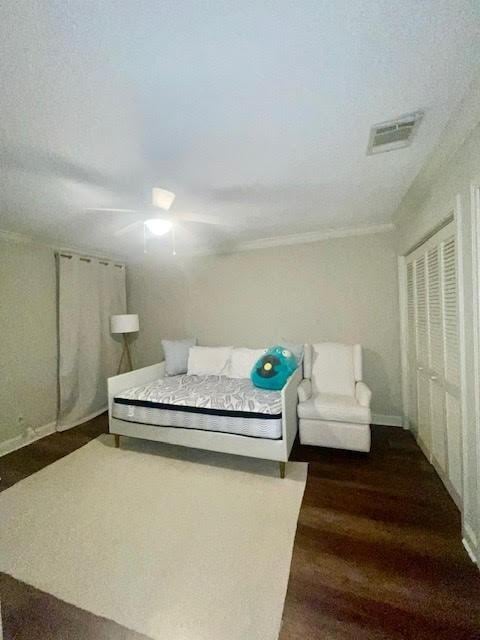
[
  {"x1": 55, "y1": 249, "x2": 125, "y2": 268},
  {"x1": 0, "y1": 230, "x2": 125, "y2": 264}
]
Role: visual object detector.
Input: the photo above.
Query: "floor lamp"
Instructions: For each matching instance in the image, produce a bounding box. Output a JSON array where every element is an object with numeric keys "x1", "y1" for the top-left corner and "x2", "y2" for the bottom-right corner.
[{"x1": 111, "y1": 314, "x2": 139, "y2": 374}]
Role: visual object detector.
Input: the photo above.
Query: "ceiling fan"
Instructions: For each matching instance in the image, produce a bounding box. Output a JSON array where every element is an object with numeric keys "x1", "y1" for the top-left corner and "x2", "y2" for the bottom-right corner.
[{"x1": 87, "y1": 188, "x2": 232, "y2": 252}]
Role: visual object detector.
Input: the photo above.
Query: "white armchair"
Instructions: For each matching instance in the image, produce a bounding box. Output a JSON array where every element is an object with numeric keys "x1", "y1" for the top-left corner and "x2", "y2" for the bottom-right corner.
[{"x1": 297, "y1": 343, "x2": 371, "y2": 452}]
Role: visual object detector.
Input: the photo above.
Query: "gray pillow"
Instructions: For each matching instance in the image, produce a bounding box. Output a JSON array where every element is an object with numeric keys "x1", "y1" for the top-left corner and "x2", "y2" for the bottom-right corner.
[{"x1": 161, "y1": 338, "x2": 196, "y2": 376}]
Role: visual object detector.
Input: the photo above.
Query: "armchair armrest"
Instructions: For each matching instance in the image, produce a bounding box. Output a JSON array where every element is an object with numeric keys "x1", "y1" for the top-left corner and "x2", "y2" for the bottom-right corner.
[
  {"x1": 355, "y1": 381, "x2": 372, "y2": 407},
  {"x1": 297, "y1": 379, "x2": 312, "y2": 402}
]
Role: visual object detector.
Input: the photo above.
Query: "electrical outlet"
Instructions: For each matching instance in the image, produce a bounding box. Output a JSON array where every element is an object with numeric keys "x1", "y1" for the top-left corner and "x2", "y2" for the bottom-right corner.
[{"x1": 25, "y1": 426, "x2": 35, "y2": 440}]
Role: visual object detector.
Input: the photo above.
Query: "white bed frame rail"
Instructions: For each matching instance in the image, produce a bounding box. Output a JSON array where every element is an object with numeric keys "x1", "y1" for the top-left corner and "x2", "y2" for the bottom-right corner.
[{"x1": 108, "y1": 363, "x2": 301, "y2": 472}]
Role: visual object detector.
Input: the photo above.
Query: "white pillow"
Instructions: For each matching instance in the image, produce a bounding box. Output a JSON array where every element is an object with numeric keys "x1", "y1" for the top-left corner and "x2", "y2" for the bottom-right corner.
[
  {"x1": 228, "y1": 348, "x2": 265, "y2": 379},
  {"x1": 187, "y1": 346, "x2": 233, "y2": 376}
]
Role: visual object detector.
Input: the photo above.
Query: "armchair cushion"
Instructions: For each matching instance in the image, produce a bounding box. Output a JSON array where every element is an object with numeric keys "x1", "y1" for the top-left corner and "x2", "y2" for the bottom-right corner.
[
  {"x1": 355, "y1": 381, "x2": 372, "y2": 408},
  {"x1": 297, "y1": 379, "x2": 312, "y2": 402},
  {"x1": 298, "y1": 393, "x2": 371, "y2": 424},
  {"x1": 310, "y1": 343, "x2": 357, "y2": 396}
]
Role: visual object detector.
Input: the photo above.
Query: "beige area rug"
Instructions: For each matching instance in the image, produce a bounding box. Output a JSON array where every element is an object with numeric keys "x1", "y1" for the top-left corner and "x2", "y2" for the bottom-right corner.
[{"x1": 0, "y1": 435, "x2": 307, "y2": 639}]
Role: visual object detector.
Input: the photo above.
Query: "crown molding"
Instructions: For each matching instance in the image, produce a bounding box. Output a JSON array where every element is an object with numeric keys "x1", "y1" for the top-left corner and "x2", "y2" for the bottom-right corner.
[
  {"x1": 1, "y1": 222, "x2": 394, "y2": 261},
  {"x1": 0, "y1": 227, "x2": 127, "y2": 262},
  {"x1": 230, "y1": 223, "x2": 395, "y2": 253},
  {"x1": 393, "y1": 73, "x2": 480, "y2": 224}
]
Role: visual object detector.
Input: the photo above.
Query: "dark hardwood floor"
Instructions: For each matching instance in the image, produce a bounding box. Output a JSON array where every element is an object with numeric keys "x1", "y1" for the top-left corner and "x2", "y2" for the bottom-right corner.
[{"x1": 0, "y1": 417, "x2": 479, "y2": 639}]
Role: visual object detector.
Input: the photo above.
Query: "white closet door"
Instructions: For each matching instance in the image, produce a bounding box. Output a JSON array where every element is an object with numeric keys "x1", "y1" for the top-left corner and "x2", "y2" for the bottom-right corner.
[
  {"x1": 415, "y1": 255, "x2": 428, "y2": 367},
  {"x1": 405, "y1": 221, "x2": 462, "y2": 504},
  {"x1": 414, "y1": 254, "x2": 432, "y2": 452},
  {"x1": 443, "y1": 238, "x2": 460, "y2": 387},
  {"x1": 441, "y1": 237, "x2": 462, "y2": 496},
  {"x1": 427, "y1": 245, "x2": 447, "y2": 470},
  {"x1": 446, "y1": 396, "x2": 462, "y2": 495},
  {"x1": 406, "y1": 261, "x2": 417, "y2": 430}
]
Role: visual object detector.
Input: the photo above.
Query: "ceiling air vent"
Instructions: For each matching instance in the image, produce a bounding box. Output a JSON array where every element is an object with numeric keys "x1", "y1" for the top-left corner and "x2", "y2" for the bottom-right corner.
[{"x1": 367, "y1": 111, "x2": 424, "y2": 155}]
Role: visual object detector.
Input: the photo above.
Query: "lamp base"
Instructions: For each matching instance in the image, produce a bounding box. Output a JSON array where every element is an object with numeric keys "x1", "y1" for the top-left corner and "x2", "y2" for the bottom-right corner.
[{"x1": 117, "y1": 333, "x2": 134, "y2": 374}]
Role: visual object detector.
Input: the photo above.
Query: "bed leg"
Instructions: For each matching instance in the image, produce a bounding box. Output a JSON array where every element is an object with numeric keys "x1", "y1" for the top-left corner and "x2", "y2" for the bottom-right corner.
[
  {"x1": 114, "y1": 434, "x2": 120, "y2": 449},
  {"x1": 279, "y1": 462, "x2": 286, "y2": 479}
]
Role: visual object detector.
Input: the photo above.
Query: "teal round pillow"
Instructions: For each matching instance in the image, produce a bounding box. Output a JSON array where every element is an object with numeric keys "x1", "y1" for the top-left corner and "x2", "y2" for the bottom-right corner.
[{"x1": 251, "y1": 345, "x2": 298, "y2": 390}]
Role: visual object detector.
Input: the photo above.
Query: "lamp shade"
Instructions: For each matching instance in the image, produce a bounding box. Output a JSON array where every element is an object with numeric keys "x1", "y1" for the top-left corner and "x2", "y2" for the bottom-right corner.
[{"x1": 110, "y1": 314, "x2": 139, "y2": 334}]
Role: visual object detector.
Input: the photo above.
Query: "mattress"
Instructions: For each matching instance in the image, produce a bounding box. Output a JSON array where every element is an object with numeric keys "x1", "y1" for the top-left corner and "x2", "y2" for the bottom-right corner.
[{"x1": 113, "y1": 374, "x2": 283, "y2": 440}]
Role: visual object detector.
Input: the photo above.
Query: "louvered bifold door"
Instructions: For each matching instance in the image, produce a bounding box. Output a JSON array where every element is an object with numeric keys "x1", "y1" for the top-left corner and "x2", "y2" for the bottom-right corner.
[
  {"x1": 414, "y1": 253, "x2": 432, "y2": 453},
  {"x1": 441, "y1": 235, "x2": 462, "y2": 497},
  {"x1": 427, "y1": 245, "x2": 447, "y2": 472},
  {"x1": 404, "y1": 221, "x2": 462, "y2": 505},
  {"x1": 406, "y1": 262, "x2": 417, "y2": 430}
]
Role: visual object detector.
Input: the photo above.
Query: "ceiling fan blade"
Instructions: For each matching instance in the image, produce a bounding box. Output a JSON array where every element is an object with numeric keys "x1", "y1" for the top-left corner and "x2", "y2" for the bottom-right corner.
[
  {"x1": 114, "y1": 220, "x2": 144, "y2": 237},
  {"x1": 175, "y1": 212, "x2": 237, "y2": 227},
  {"x1": 85, "y1": 207, "x2": 141, "y2": 214}
]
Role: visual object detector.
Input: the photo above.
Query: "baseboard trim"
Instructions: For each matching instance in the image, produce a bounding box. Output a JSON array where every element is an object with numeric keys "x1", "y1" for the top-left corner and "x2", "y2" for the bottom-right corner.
[
  {"x1": 416, "y1": 434, "x2": 431, "y2": 463},
  {"x1": 56, "y1": 405, "x2": 107, "y2": 432},
  {"x1": 371, "y1": 414, "x2": 403, "y2": 427},
  {"x1": 0, "y1": 421, "x2": 56, "y2": 458},
  {"x1": 462, "y1": 521, "x2": 479, "y2": 566},
  {"x1": 431, "y1": 455, "x2": 463, "y2": 511},
  {"x1": 462, "y1": 536, "x2": 479, "y2": 567}
]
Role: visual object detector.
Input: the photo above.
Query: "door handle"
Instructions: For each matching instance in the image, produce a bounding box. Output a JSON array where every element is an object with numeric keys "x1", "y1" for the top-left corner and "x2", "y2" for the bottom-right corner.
[
  {"x1": 417, "y1": 366, "x2": 424, "y2": 371},
  {"x1": 430, "y1": 375, "x2": 438, "y2": 381}
]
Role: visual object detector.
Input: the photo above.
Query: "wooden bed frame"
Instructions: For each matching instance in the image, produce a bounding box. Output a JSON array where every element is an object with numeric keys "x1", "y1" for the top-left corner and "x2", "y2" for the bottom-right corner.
[{"x1": 108, "y1": 362, "x2": 301, "y2": 477}]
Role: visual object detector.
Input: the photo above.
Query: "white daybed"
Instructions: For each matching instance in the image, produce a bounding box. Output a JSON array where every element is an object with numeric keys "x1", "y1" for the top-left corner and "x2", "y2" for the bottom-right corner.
[{"x1": 108, "y1": 361, "x2": 301, "y2": 477}]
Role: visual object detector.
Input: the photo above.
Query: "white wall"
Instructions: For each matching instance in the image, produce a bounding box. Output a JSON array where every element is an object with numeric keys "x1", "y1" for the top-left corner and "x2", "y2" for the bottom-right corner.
[
  {"x1": 0, "y1": 236, "x2": 57, "y2": 445},
  {"x1": 394, "y1": 74, "x2": 480, "y2": 564},
  {"x1": 128, "y1": 231, "x2": 402, "y2": 420},
  {"x1": 127, "y1": 259, "x2": 188, "y2": 369}
]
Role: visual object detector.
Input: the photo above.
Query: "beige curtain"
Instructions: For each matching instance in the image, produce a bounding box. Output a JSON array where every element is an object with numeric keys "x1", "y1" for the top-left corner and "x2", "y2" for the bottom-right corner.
[{"x1": 57, "y1": 254, "x2": 126, "y2": 430}]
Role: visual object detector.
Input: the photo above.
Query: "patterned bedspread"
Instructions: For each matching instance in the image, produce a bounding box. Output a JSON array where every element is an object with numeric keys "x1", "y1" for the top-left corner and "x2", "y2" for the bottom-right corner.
[{"x1": 114, "y1": 375, "x2": 282, "y2": 417}]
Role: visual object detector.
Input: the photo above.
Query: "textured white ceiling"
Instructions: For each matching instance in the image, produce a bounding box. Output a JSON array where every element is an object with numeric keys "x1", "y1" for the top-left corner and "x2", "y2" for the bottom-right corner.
[{"x1": 1, "y1": 1, "x2": 479, "y2": 256}]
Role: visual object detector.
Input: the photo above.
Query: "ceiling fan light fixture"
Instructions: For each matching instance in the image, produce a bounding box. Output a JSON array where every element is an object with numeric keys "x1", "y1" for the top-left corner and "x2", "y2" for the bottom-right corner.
[
  {"x1": 152, "y1": 188, "x2": 176, "y2": 210},
  {"x1": 144, "y1": 218, "x2": 173, "y2": 236}
]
